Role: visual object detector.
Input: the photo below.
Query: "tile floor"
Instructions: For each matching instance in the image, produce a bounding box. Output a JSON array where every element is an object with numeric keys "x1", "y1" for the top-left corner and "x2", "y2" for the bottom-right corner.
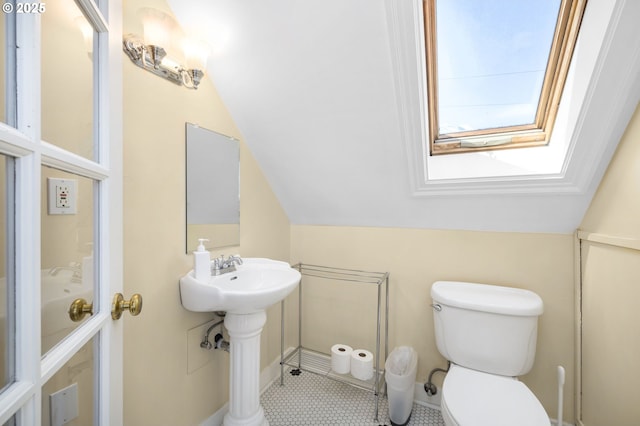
[{"x1": 261, "y1": 367, "x2": 445, "y2": 426}]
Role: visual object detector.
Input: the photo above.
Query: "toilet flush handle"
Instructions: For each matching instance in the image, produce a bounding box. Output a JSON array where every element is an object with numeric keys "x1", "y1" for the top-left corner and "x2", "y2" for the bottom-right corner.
[{"x1": 431, "y1": 303, "x2": 442, "y2": 312}]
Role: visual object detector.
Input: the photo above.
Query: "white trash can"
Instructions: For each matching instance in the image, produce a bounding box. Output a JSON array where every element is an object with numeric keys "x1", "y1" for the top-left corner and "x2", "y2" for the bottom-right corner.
[{"x1": 385, "y1": 346, "x2": 418, "y2": 426}]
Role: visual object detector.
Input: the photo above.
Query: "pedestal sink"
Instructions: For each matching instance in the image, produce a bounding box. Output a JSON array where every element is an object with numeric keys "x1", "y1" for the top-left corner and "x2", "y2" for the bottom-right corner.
[{"x1": 179, "y1": 258, "x2": 301, "y2": 426}]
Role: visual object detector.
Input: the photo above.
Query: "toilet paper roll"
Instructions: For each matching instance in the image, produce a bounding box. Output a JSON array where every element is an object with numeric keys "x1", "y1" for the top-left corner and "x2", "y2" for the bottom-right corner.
[
  {"x1": 331, "y1": 344, "x2": 353, "y2": 374},
  {"x1": 351, "y1": 349, "x2": 374, "y2": 381}
]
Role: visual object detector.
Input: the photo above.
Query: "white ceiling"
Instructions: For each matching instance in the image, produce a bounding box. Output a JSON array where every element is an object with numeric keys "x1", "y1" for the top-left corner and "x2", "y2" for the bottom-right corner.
[{"x1": 168, "y1": 0, "x2": 640, "y2": 234}]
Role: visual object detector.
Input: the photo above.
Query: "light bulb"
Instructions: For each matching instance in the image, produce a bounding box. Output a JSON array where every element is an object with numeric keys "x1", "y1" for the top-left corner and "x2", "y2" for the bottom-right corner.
[
  {"x1": 183, "y1": 37, "x2": 211, "y2": 71},
  {"x1": 139, "y1": 7, "x2": 176, "y2": 48}
]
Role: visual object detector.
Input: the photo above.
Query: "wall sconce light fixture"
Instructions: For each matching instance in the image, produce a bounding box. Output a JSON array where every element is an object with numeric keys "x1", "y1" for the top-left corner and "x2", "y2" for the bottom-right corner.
[{"x1": 123, "y1": 8, "x2": 210, "y2": 90}]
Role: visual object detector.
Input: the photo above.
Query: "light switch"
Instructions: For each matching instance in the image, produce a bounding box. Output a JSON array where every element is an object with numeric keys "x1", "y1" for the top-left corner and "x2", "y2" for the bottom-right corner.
[{"x1": 50, "y1": 383, "x2": 79, "y2": 426}]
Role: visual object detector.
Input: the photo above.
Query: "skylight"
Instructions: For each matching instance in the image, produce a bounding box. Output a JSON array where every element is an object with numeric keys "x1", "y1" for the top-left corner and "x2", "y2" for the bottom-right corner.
[{"x1": 425, "y1": 0, "x2": 587, "y2": 154}]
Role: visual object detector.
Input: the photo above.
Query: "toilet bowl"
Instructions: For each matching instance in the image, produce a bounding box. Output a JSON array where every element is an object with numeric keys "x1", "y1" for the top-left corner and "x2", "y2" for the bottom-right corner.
[
  {"x1": 440, "y1": 364, "x2": 549, "y2": 426},
  {"x1": 431, "y1": 281, "x2": 549, "y2": 426}
]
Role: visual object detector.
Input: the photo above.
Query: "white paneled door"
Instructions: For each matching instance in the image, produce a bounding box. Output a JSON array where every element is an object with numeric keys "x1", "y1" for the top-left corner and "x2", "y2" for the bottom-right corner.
[{"x1": 0, "y1": 0, "x2": 124, "y2": 424}]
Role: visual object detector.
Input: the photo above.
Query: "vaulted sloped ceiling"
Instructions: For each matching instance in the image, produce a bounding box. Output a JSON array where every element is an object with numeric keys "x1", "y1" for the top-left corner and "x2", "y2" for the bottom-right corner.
[{"x1": 169, "y1": 0, "x2": 640, "y2": 233}]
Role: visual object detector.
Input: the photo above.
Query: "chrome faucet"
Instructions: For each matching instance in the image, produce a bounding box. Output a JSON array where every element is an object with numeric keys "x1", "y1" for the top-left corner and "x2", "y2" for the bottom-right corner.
[
  {"x1": 49, "y1": 262, "x2": 82, "y2": 283},
  {"x1": 211, "y1": 254, "x2": 243, "y2": 276}
]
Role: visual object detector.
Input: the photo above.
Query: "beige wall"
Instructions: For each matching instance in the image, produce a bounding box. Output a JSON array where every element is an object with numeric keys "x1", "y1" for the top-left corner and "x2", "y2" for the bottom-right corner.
[
  {"x1": 578, "y1": 104, "x2": 640, "y2": 426},
  {"x1": 122, "y1": 0, "x2": 290, "y2": 424},
  {"x1": 581, "y1": 104, "x2": 640, "y2": 237},
  {"x1": 290, "y1": 225, "x2": 575, "y2": 421}
]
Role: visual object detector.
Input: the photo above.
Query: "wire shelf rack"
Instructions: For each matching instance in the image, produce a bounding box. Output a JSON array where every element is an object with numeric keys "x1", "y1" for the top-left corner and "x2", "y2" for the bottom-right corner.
[{"x1": 279, "y1": 263, "x2": 389, "y2": 422}]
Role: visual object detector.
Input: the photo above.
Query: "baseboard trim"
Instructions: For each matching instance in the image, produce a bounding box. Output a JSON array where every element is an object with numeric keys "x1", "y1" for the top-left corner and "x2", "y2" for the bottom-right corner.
[{"x1": 200, "y1": 402, "x2": 227, "y2": 426}]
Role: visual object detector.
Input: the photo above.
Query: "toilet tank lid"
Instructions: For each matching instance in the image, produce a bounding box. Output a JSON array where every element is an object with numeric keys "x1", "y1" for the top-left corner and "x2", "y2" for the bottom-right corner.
[{"x1": 431, "y1": 281, "x2": 543, "y2": 316}]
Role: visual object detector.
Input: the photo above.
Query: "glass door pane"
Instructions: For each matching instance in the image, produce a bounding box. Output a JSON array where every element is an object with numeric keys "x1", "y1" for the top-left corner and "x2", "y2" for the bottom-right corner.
[
  {"x1": 1, "y1": 11, "x2": 5, "y2": 124},
  {"x1": 40, "y1": 166, "x2": 94, "y2": 355},
  {"x1": 0, "y1": 154, "x2": 14, "y2": 392},
  {"x1": 41, "y1": 1, "x2": 94, "y2": 160},
  {"x1": 42, "y1": 336, "x2": 95, "y2": 426},
  {"x1": 1, "y1": 5, "x2": 16, "y2": 128}
]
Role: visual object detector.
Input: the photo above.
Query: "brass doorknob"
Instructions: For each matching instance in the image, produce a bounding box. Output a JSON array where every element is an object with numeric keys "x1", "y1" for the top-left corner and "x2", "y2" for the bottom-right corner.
[
  {"x1": 111, "y1": 293, "x2": 143, "y2": 320},
  {"x1": 68, "y1": 298, "x2": 93, "y2": 322}
]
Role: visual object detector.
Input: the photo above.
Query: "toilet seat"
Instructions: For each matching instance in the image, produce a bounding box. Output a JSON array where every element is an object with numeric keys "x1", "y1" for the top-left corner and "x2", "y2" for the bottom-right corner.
[{"x1": 441, "y1": 365, "x2": 550, "y2": 426}]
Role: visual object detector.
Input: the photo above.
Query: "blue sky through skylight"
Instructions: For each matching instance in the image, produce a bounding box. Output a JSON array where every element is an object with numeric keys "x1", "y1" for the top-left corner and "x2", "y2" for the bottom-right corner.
[{"x1": 436, "y1": 0, "x2": 561, "y2": 134}]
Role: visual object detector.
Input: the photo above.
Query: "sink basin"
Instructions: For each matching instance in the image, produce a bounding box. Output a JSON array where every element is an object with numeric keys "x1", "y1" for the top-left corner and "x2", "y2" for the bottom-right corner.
[
  {"x1": 180, "y1": 258, "x2": 301, "y2": 425},
  {"x1": 179, "y1": 258, "x2": 301, "y2": 314}
]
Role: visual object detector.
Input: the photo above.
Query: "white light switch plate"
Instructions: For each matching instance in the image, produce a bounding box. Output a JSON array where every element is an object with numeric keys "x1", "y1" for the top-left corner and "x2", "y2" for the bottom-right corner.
[
  {"x1": 50, "y1": 383, "x2": 79, "y2": 426},
  {"x1": 47, "y1": 177, "x2": 77, "y2": 215}
]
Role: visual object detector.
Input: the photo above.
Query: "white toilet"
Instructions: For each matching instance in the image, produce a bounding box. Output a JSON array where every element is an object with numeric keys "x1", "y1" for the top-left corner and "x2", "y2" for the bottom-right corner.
[{"x1": 431, "y1": 281, "x2": 550, "y2": 426}]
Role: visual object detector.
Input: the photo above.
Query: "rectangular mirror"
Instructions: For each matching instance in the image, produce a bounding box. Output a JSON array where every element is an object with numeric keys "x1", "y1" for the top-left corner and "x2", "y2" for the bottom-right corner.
[{"x1": 186, "y1": 123, "x2": 240, "y2": 252}]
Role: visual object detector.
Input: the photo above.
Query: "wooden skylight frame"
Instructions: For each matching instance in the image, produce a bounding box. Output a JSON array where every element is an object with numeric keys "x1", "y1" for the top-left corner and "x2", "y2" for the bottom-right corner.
[{"x1": 424, "y1": 0, "x2": 588, "y2": 155}]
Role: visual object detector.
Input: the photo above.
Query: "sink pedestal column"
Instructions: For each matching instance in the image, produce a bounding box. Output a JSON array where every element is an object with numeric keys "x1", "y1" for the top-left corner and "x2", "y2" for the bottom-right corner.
[{"x1": 223, "y1": 311, "x2": 269, "y2": 426}]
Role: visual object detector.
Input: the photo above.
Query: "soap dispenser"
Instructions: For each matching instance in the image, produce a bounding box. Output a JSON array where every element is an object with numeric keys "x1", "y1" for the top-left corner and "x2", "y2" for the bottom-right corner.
[{"x1": 193, "y1": 238, "x2": 211, "y2": 282}]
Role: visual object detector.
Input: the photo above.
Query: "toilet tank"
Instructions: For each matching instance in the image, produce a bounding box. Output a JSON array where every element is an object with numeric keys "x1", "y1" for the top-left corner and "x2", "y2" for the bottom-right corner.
[{"x1": 431, "y1": 281, "x2": 544, "y2": 377}]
